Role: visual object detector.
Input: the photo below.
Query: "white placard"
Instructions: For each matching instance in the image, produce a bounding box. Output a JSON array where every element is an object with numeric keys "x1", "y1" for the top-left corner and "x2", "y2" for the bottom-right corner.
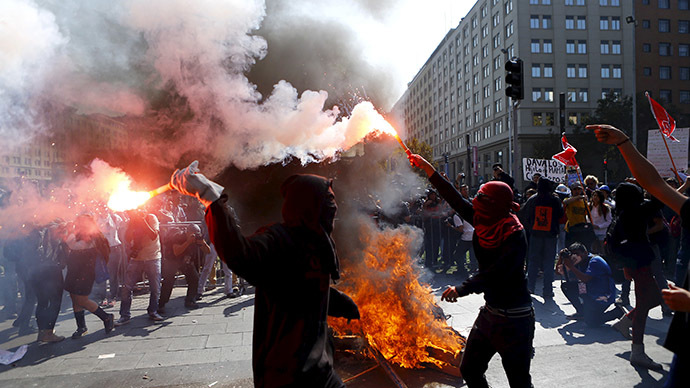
[
  {"x1": 522, "y1": 158, "x2": 567, "y2": 184},
  {"x1": 646, "y1": 128, "x2": 689, "y2": 178}
]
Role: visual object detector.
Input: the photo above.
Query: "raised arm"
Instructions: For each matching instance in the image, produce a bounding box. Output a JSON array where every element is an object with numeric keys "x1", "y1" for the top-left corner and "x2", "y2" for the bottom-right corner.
[{"x1": 587, "y1": 124, "x2": 687, "y2": 214}]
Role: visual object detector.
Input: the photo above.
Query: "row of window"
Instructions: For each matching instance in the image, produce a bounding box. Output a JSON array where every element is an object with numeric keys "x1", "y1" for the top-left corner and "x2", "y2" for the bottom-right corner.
[
  {"x1": 531, "y1": 15, "x2": 622, "y2": 30},
  {"x1": 534, "y1": 0, "x2": 621, "y2": 4},
  {"x1": 0, "y1": 168, "x2": 53, "y2": 177},
  {"x1": 642, "y1": 0, "x2": 690, "y2": 10},
  {"x1": 642, "y1": 42, "x2": 690, "y2": 57},
  {"x1": 530, "y1": 40, "x2": 623, "y2": 55},
  {"x1": 644, "y1": 66, "x2": 690, "y2": 80}
]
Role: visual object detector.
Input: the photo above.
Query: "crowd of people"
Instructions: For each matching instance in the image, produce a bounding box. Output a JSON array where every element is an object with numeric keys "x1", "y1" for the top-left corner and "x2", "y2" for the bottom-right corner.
[{"x1": 0, "y1": 191, "x2": 246, "y2": 343}]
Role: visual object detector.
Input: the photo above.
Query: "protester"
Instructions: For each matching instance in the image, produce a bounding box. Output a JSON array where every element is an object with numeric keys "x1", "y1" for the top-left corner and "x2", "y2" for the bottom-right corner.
[
  {"x1": 555, "y1": 184, "x2": 570, "y2": 253},
  {"x1": 589, "y1": 190, "x2": 612, "y2": 254},
  {"x1": 588, "y1": 124, "x2": 689, "y2": 380},
  {"x1": 422, "y1": 189, "x2": 443, "y2": 269},
  {"x1": 116, "y1": 210, "x2": 164, "y2": 325},
  {"x1": 169, "y1": 161, "x2": 360, "y2": 388},
  {"x1": 558, "y1": 243, "x2": 623, "y2": 327},
  {"x1": 563, "y1": 182, "x2": 595, "y2": 249},
  {"x1": 524, "y1": 173, "x2": 541, "y2": 195},
  {"x1": 63, "y1": 215, "x2": 115, "y2": 338},
  {"x1": 584, "y1": 175, "x2": 599, "y2": 199},
  {"x1": 33, "y1": 221, "x2": 68, "y2": 343},
  {"x1": 491, "y1": 163, "x2": 516, "y2": 191},
  {"x1": 409, "y1": 154, "x2": 534, "y2": 387},
  {"x1": 520, "y1": 178, "x2": 563, "y2": 301},
  {"x1": 4, "y1": 225, "x2": 40, "y2": 336},
  {"x1": 159, "y1": 224, "x2": 207, "y2": 311}
]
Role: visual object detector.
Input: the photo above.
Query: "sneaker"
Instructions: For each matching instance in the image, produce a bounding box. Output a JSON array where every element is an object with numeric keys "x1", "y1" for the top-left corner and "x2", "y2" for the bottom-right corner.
[
  {"x1": 38, "y1": 330, "x2": 65, "y2": 344},
  {"x1": 107, "y1": 299, "x2": 117, "y2": 308},
  {"x1": 104, "y1": 313, "x2": 115, "y2": 334},
  {"x1": 630, "y1": 351, "x2": 663, "y2": 371},
  {"x1": 184, "y1": 302, "x2": 200, "y2": 309},
  {"x1": 71, "y1": 327, "x2": 88, "y2": 339},
  {"x1": 149, "y1": 312, "x2": 165, "y2": 321},
  {"x1": 114, "y1": 317, "x2": 131, "y2": 326}
]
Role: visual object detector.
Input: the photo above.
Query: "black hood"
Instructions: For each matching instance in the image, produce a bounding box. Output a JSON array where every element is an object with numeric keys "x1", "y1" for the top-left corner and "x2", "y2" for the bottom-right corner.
[
  {"x1": 537, "y1": 178, "x2": 553, "y2": 195},
  {"x1": 615, "y1": 182, "x2": 643, "y2": 214}
]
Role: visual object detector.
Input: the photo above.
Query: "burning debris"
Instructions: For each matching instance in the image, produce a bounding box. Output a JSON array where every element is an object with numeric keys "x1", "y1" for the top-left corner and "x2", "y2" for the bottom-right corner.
[{"x1": 329, "y1": 218, "x2": 465, "y2": 376}]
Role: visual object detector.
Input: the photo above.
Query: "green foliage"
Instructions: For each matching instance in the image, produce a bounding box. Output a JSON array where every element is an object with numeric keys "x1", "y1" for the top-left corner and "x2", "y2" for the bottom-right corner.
[{"x1": 572, "y1": 93, "x2": 633, "y2": 184}]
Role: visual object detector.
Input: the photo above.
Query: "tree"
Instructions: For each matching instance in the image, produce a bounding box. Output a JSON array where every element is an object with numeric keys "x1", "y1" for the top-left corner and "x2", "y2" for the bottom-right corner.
[{"x1": 573, "y1": 93, "x2": 633, "y2": 184}]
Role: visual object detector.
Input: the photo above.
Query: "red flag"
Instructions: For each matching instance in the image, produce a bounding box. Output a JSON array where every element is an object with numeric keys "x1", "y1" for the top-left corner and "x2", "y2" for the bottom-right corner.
[
  {"x1": 646, "y1": 91, "x2": 678, "y2": 142},
  {"x1": 552, "y1": 134, "x2": 579, "y2": 167}
]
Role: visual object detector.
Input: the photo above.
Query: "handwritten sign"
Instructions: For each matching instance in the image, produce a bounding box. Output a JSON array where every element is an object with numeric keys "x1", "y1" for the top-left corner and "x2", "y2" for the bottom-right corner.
[
  {"x1": 522, "y1": 158, "x2": 567, "y2": 184},
  {"x1": 646, "y1": 128, "x2": 689, "y2": 178}
]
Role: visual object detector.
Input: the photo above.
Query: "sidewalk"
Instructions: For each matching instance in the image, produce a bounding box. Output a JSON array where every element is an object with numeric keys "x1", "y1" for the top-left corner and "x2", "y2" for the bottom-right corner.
[{"x1": 0, "y1": 274, "x2": 674, "y2": 388}]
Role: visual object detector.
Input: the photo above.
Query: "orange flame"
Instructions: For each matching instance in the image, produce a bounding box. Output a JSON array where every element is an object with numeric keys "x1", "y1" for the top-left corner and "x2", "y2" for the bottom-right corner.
[
  {"x1": 330, "y1": 221, "x2": 464, "y2": 369},
  {"x1": 107, "y1": 181, "x2": 154, "y2": 212}
]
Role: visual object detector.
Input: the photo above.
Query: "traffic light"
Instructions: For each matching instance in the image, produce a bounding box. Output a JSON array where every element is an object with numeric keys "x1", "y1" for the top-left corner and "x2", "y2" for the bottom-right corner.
[{"x1": 505, "y1": 58, "x2": 524, "y2": 100}]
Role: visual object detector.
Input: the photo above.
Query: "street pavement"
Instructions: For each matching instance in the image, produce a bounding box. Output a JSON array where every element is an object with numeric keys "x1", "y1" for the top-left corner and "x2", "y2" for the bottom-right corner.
[{"x1": 0, "y1": 272, "x2": 675, "y2": 388}]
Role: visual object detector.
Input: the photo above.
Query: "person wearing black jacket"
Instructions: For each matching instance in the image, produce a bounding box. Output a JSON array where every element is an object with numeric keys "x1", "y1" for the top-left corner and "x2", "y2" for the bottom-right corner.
[
  {"x1": 520, "y1": 178, "x2": 563, "y2": 301},
  {"x1": 169, "y1": 161, "x2": 360, "y2": 388},
  {"x1": 409, "y1": 154, "x2": 534, "y2": 388}
]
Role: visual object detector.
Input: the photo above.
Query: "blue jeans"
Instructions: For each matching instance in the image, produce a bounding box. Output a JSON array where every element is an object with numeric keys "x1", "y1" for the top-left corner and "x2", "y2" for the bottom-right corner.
[
  {"x1": 527, "y1": 234, "x2": 557, "y2": 298},
  {"x1": 119, "y1": 259, "x2": 161, "y2": 318},
  {"x1": 665, "y1": 354, "x2": 689, "y2": 388},
  {"x1": 582, "y1": 297, "x2": 623, "y2": 327}
]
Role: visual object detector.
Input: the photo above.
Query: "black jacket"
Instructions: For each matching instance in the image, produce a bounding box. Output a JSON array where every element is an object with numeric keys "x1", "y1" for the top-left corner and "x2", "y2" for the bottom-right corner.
[
  {"x1": 430, "y1": 172, "x2": 531, "y2": 310},
  {"x1": 206, "y1": 187, "x2": 357, "y2": 388}
]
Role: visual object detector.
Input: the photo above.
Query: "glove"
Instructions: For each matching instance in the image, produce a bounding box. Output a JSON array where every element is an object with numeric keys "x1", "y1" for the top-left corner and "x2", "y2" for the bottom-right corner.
[{"x1": 170, "y1": 161, "x2": 225, "y2": 208}]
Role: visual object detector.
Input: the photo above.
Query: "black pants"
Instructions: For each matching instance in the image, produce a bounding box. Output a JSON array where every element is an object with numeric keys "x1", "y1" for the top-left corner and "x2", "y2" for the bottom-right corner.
[
  {"x1": 30, "y1": 265, "x2": 63, "y2": 330},
  {"x1": 159, "y1": 259, "x2": 199, "y2": 305},
  {"x1": 560, "y1": 281, "x2": 583, "y2": 314},
  {"x1": 15, "y1": 266, "x2": 36, "y2": 328},
  {"x1": 460, "y1": 307, "x2": 535, "y2": 388}
]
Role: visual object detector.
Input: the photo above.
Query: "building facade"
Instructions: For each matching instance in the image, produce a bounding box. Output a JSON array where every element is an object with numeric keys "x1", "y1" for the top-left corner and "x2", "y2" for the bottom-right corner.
[{"x1": 390, "y1": 0, "x2": 635, "y2": 190}]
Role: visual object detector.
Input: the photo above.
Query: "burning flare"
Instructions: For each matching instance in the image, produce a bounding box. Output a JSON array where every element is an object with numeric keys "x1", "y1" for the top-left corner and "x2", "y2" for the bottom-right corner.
[{"x1": 107, "y1": 182, "x2": 171, "y2": 212}]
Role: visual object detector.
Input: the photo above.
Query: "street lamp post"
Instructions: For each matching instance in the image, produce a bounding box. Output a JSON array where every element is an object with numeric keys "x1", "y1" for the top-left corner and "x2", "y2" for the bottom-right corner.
[{"x1": 626, "y1": 15, "x2": 638, "y2": 146}]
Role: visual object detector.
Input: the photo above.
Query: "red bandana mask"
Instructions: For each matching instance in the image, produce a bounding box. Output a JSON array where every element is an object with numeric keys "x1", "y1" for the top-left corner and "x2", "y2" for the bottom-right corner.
[{"x1": 472, "y1": 181, "x2": 523, "y2": 249}]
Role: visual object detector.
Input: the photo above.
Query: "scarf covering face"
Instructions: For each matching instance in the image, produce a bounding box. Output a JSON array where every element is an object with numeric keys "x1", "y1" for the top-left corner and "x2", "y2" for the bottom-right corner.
[
  {"x1": 280, "y1": 174, "x2": 340, "y2": 280},
  {"x1": 472, "y1": 181, "x2": 523, "y2": 249}
]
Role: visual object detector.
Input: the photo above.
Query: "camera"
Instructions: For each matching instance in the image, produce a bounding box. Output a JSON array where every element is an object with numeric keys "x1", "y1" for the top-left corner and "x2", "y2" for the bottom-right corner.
[{"x1": 558, "y1": 248, "x2": 571, "y2": 259}]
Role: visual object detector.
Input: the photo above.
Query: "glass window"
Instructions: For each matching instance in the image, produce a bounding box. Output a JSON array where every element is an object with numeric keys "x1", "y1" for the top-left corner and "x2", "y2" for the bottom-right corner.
[
  {"x1": 530, "y1": 0, "x2": 538, "y2": 3},
  {"x1": 611, "y1": 0, "x2": 619, "y2": 4},
  {"x1": 679, "y1": 20, "x2": 690, "y2": 34},
  {"x1": 601, "y1": 65, "x2": 610, "y2": 78},
  {"x1": 532, "y1": 64, "x2": 541, "y2": 78},
  {"x1": 680, "y1": 67, "x2": 690, "y2": 80},
  {"x1": 544, "y1": 88, "x2": 554, "y2": 102},
  {"x1": 566, "y1": 16, "x2": 575, "y2": 29},
  {"x1": 659, "y1": 0, "x2": 670, "y2": 9},
  {"x1": 530, "y1": 15, "x2": 540, "y2": 29},
  {"x1": 577, "y1": 40, "x2": 587, "y2": 54},
  {"x1": 643, "y1": 43, "x2": 651, "y2": 52},
  {"x1": 566, "y1": 40, "x2": 575, "y2": 53},
  {"x1": 543, "y1": 39, "x2": 553, "y2": 53},
  {"x1": 578, "y1": 64, "x2": 588, "y2": 78},
  {"x1": 567, "y1": 88, "x2": 577, "y2": 102},
  {"x1": 533, "y1": 112, "x2": 543, "y2": 126},
  {"x1": 577, "y1": 0, "x2": 585, "y2": 4},
  {"x1": 601, "y1": 40, "x2": 610, "y2": 54},
  {"x1": 643, "y1": 67, "x2": 652, "y2": 76},
  {"x1": 506, "y1": 22, "x2": 514, "y2": 37},
  {"x1": 600, "y1": 0, "x2": 608, "y2": 4},
  {"x1": 568, "y1": 112, "x2": 578, "y2": 125},
  {"x1": 681, "y1": 91, "x2": 690, "y2": 103},
  {"x1": 660, "y1": 42, "x2": 672, "y2": 56},
  {"x1": 565, "y1": 0, "x2": 574, "y2": 4},
  {"x1": 577, "y1": 16, "x2": 586, "y2": 29},
  {"x1": 543, "y1": 16, "x2": 552, "y2": 29},
  {"x1": 579, "y1": 89, "x2": 588, "y2": 102},
  {"x1": 600, "y1": 17, "x2": 609, "y2": 30},
  {"x1": 544, "y1": 64, "x2": 553, "y2": 78},
  {"x1": 660, "y1": 89, "x2": 672, "y2": 102},
  {"x1": 659, "y1": 19, "x2": 670, "y2": 32},
  {"x1": 532, "y1": 89, "x2": 542, "y2": 102},
  {"x1": 611, "y1": 17, "x2": 620, "y2": 30},
  {"x1": 681, "y1": 44, "x2": 690, "y2": 57},
  {"x1": 612, "y1": 65, "x2": 621, "y2": 78},
  {"x1": 567, "y1": 64, "x2": 576, "y2": 78},
  {"x1": 545, "y1": 112, "x2": 555, "y2": 125},
  {"x1": 660, "y1": 66, "x2": 671, "y2": 79},
  {"x1": 612, "y1": 41, "x2": 621, "y2": 54},
  {"x1": 681, "y1": 0, "x2": 689, "y2": 10}
]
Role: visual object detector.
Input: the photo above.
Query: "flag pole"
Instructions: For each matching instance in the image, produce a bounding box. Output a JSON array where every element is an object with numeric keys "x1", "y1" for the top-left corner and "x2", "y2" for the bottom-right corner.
[{"x1": 660, "y1": 129, "x2": 683, "y2": 184}]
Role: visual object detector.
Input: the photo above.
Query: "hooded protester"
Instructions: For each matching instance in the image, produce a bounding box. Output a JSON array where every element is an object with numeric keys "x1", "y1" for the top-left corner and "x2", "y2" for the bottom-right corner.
[
  {"x1": 607, "y1": 182, "x2": 665, "y2": 370},
  {"x1": 520, "y1": 178, "x2": 563, "y2": 301},
  {"x1": 408, "y1": 154, "x2": 534, "y2": 388},
  {"x1": 169, "y1": 162, "x2": 359, "y2": 388}
]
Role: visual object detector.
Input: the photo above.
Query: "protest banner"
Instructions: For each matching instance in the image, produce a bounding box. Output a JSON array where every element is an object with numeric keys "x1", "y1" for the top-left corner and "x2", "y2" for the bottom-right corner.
[
  {"x1": 522, "y1": 158, "x2": 567, "y2": 184},
  {"x1": 647, "y1": 128, "x2": 689, "y2": 178}
]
